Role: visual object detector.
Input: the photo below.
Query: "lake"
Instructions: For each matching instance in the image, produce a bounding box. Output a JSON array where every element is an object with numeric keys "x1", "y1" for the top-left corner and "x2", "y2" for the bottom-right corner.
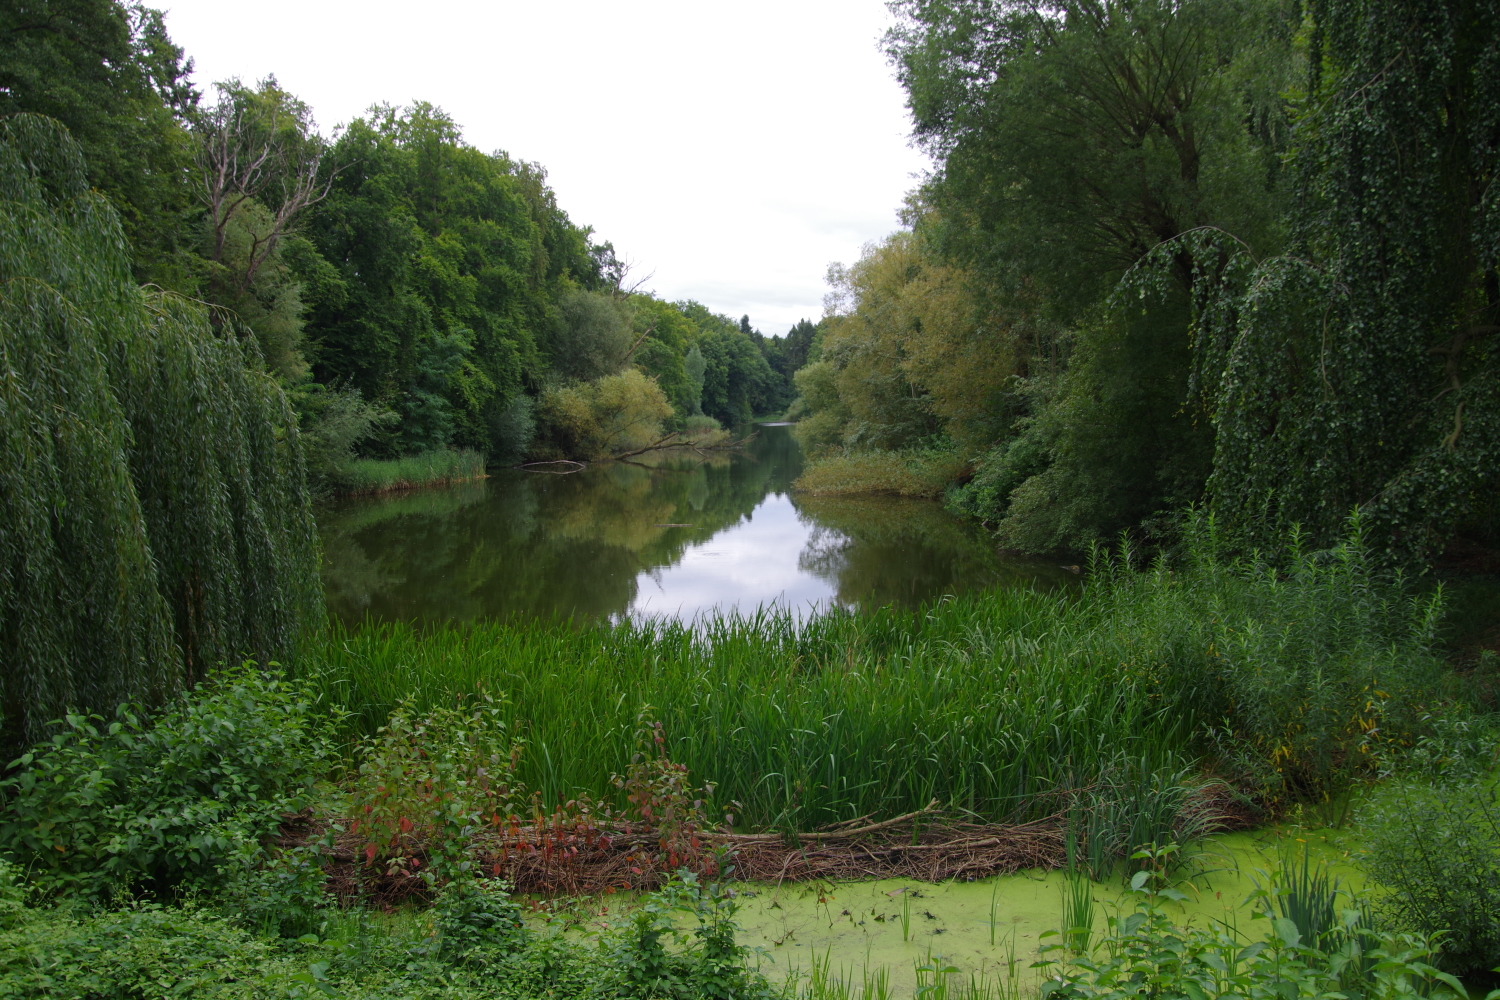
[{"x1": 318, "y1": 423, "x2": 1070, "y2": 624}]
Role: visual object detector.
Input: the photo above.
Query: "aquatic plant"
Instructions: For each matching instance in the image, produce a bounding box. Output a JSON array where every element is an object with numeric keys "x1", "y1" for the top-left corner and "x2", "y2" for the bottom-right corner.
[
  {"x1": 333, "y1": 447, "x2": 487, "y2": 496},
  {"x1": 306, "y1": 516, "x2": 1454, "y2": 831}
]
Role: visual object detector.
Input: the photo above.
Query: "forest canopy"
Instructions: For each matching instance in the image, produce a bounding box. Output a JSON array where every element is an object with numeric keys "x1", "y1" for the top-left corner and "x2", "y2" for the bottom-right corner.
[
  {"x1": 0, "y1": 0, "x2": 807, "y2": 495},
  {"x1": 782, "y1": 0, "x2": 1500, "y2": 565}
]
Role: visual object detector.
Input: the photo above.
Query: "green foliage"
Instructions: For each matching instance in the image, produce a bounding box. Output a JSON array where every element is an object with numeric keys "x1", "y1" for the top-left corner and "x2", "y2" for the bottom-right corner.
[
  {"x1": 335, "y1": 447, "x2": 487, "y2": 496},
  {"x1": 292, "y1": 382, "x2": 398, "y2": 494},
  {"x1": 431, "y1": 877, "x2": 529, "y2": 960},
  {"x1": 789, "y1": 361, "x2": 850, "y2": 452},
  {"x1": 0, "y1": 901, "x2": 291, "y2": 1000},
  {"x1": 0, "y1": 0, "x2": 200, "y2": 287},
  {"x1": 0, "y1": 114, "x2": 322, "y2": 740},
  {"x1": 300, "y1": 103, "x2": 605, "y2": 459},
  {"x1": 792, "y1": 448, "x2": 967, "y2": 499},
  {"x1": 536, "y1": 368, "x2": 674, "y2": 459},
  {"x1": 1362, "y1": 776, "x2": 1500, "y2": 977},
  {"x1": 349, "y1": 696, "x2": 524, "y2": 883},
  {"x1": 1040, "y1": 869, "x2": 1472, "y2": 1000},
  {"x1": 218, "y1": 842, "x2": 333, "y2": 939},
  {"x1": 550, "y1": 289, "x2": 633, "y2": 382},
  {"x1": 307, "y1": 518, "x2": 1445, "y2": 827},
  {"x1": 888, "y1": 0, "x2": 1295, "y2": 309},
  {"x1": 684, "y1": 344, "x2": 708, "y2": 416},
  {"x1": 611, "y1": 871, "x2": 768, "y2": 1000},
  {"x1": 1070, "y1": 752, "x2": 1216, "y2": 883},
  {"x1": 0, "y1": 664, "x2": 339, "y2": 896},
  {"x1": 994, "y1": 297, "x2": 1213, "y2": 553}
]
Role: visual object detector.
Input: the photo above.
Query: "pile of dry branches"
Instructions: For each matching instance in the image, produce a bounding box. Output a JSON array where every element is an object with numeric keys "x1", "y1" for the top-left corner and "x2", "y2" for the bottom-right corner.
[{"x1": 297, "y1": 799, "x2": 1244, "y2": 908}]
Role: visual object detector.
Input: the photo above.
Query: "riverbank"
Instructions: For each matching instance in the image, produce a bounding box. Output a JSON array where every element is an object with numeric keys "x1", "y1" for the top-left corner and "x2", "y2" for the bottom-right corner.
[
  {"x1": 2, "y1": 525, "x2": 1496, "y2": 996},
  {"x1": 330, "y1": 448, "x2": 488, "y2": 496}
]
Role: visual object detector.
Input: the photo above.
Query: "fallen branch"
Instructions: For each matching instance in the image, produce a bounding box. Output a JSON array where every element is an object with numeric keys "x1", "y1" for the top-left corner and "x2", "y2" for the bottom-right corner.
[
  {"x1": 516, "y1": 460, "x2": 587, "y2": 475},
  {"x1": 718, "y1": 799, "x2": 943, "y2": 842}
]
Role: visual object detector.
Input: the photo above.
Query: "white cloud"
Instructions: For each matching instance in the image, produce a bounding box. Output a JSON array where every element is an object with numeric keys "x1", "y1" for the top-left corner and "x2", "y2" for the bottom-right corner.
[{"x1": 160, "y1": 0, "x2": 929, "y2": 335}]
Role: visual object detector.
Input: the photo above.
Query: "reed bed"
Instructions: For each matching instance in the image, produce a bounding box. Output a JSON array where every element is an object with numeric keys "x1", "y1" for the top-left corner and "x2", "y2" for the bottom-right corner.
[
  {"x1": 304, "y1": 520, "x2": 1458, "y2": 835},
  {"x1": 333, "y1": 448, "x2": 487, "y2": 495}
]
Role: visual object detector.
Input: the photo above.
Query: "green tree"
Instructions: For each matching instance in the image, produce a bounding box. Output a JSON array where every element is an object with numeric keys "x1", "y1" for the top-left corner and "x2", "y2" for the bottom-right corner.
[
  {"x1": 300, "y1": 103, "x2": 605, "y2": 459},
  {"x1": 887, "y1": 0, "x2": 1300, "y2": 551},
  {"x1": 1173, "y1": 0, "x2": 1500, "y2": 562},
  {"x1": 0, "y1": 0, "x2": 200, "y2": 286},
  {"x1": 0, "y1": 116, "x2": 321, "y2": 740},
  {"x1": 195, "y1": 78, "x2": 334, "y2": 379},
  {"x1": 683, "y1": 344, "x2": 707, "y2": 417}
]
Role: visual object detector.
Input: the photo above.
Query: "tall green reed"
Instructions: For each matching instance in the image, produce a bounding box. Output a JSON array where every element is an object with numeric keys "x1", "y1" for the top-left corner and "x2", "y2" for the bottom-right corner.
[{"x1": 301, "y1": 515, "x2": 1459, "y2": 829}]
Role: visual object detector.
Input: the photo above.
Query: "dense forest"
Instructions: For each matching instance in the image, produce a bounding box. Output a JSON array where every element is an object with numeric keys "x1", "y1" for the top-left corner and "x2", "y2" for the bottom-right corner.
[
  {"x1": 788, "y1": 0, "x2": 1500, "y2": 566},
  {"x1": 6, "y1": 2, "x2": 1500, "y2": 998},
  {"x1": 0, "y1": 0, "x2": 812, "y2": 495}
]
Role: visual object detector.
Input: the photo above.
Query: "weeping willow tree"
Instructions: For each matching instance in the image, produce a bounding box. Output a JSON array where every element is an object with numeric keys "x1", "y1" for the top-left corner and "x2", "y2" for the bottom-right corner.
[
  {"x1": 1120, "y1": 0, "x2": 1500, "y2": 564},
  {"x1": 0, "y1": 114, "x2": 322, "y2": 741}
]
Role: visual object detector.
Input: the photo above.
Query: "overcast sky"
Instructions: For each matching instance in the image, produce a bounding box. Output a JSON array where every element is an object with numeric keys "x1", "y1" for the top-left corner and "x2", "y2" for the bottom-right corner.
[{"x1": 158, "y1": 0, "x2": 930, "y2": 336}]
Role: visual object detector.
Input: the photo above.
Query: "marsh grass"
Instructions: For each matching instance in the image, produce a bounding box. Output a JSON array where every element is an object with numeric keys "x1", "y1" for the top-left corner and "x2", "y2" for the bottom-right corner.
[
  {"x1": 303, "y1": 515, "x2": 1461, "y2": 833},
  {"x1": 334, "y1": 448, "x2": 487, "y2": 495}
]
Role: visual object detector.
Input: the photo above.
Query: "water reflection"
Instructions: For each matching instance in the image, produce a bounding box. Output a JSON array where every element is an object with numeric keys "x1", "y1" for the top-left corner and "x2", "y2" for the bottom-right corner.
[{"x1": 318, "y1": 425, "x2": 1068, "y2": 624}]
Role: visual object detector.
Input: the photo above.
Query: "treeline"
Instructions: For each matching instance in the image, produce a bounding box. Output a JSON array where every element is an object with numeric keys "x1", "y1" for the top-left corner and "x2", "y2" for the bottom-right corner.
[
  {"x1": 1, "y1": 0, "x2": 809, "y2": 489},
  {"x1": 787, "y1": 0, "x2": 1500, "y2": 565}
]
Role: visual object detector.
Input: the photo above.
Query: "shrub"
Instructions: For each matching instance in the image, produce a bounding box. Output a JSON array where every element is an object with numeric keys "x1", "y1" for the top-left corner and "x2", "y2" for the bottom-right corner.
[
  {"x1": 537, "y1": 369, "x2": 674, "y2": 459},
  {"x1": 0, "y1": 665, "x2": 339, "y2": 896},
  {"x1": 349, "y1": 695, "x2": 526, "y2": 883},
  {"x1": 610, "y1": 871, "x2": 768, "y2": 1000},
  {"x1": 1042, "y1": 868, "x2": 1470, "y2": 999},
  {"x1": 1361, "y1": 777, "x2": 1500, "y2": 977},
  {"x1": 430, "y1": 877, "x2": 528, "y2": 961},
  {"x1": 792, "y1": 448, "x2": 968, "y2": 498},
  {"x1": 217, "y1": 841, "x2": 332, "y2": 939},
  {"x1": 0, "y1": 901, "x2": 291, "y2": 999}
]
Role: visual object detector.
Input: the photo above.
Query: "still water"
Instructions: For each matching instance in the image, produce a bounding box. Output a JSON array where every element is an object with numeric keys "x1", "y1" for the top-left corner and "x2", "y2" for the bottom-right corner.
[{"x1": 318, "y1": 424, "x2": 1069, "y2": 624}]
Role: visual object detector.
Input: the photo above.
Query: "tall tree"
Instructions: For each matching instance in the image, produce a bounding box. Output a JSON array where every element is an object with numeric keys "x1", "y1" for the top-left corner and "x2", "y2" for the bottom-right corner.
[
  {"x1": 0, "y1": 116, "x2": 322, "y2": 740},
  {"x1": 0, "y1": 0, "x2": 199, "y2": 286},
  {"x1": 1177, "y1": 0, "x2": 1500, "y2": 561}
]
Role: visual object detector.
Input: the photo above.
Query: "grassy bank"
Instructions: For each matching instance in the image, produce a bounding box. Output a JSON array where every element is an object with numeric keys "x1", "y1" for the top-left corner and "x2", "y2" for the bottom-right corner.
[
  {"x1": 305, "y1": 520, "x2": 1465, "y2": 831},
  {"x1": 3, "y1": 522, "x2": 1497, "y2": 996},
  {"x1": 333, "y1": 448, "x2": 488, "y2": 496}
]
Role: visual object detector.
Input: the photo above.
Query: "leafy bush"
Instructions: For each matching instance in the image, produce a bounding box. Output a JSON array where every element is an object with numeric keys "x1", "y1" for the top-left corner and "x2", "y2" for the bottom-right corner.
[
  {"x1": 792, "y1": 448, "x2": 968, "y2": 499},
  {"x1": 292, "y1": 382, "x2": 397, "y2": 495},
  {"x1": 349, "y1": 696, "x2": 525, "y2": 883},
  {"x1": 1362, "y1": 777, "x2": 1500, "y2": 977},
  {"x1": 217, "y1": 841, "x2": 333, "y2": 939},
  {"x1": 537, "y1": 369, "x2": 674, "y2": 459},
  {"x1": 610, "y1": 871, "x2": 768, "y2": 1000},
  {"x1": 431, "y1": 877, "x2": 529, "y2": 961},
  {"x1": 1088, "y1": 513, "x2": 1461, "y2": 814},
  {"x1": 1042, "y1": 868, "x2": 1472, "y2": 1000},
  {"x1": 0, "y1": 665, "x2": 339, "y2": 896},
  {"x1": 0, "y1": 900, "x2": 292, "y2": 999}
]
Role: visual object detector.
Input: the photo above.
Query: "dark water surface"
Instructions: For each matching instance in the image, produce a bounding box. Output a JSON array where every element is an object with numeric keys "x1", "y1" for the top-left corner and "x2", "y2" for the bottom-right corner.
[{"x1": 318, "y1": 424, "x2": 1070, "y2": 624}]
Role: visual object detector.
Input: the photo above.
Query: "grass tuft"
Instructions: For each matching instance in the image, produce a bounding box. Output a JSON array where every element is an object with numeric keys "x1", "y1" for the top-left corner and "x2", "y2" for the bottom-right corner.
[{"x1": 334, "y1": 448, "x2": 487, "y2": 496}]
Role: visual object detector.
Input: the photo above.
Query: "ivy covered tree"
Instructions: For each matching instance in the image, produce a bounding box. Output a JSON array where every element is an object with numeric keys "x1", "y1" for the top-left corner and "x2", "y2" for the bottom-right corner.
[{"x1": 1165, "y1": 0, "x2": 1500, "y2": 562}]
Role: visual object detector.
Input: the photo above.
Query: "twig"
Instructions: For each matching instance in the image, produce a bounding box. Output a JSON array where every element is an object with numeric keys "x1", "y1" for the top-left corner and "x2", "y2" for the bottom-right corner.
[{"x1": 717, "y1": 799, "x2": 942, "y2": 842}]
